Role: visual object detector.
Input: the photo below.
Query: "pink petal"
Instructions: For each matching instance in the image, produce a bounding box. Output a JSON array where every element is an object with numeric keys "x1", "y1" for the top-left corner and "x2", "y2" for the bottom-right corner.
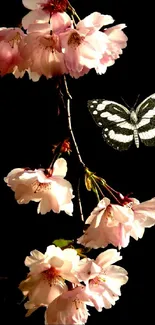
[
  {"x1": 48, "y1": 257, "x2": 64, "y2": 268},
  {"x1": 60, "y1": 201, "x2": 73, "y2": 216},
  {"x1": 28, "y1": 277, "x2": 67, "y2": 306},
  {"x1": 95, "y1": 249, "x2": 122, "y2": 268},
  {"x1": 49, "y1": 177, "x2": 74, "y2": 206},
  {"x1": 105, "y1": 24, "x2": 128, "y2": 48},
  {"x1": 22, "y1": 9, "x2": 50, "y2": 29},
  {"x1": 85, "y1": 198, "x2": 110, "y2": 225},
  {"x1": 50, "y1": 12, "x2": 72, "y2": 34},
  {"x1": 4, "y1": 168, "x2": 24, "y2": 184},
  {"x1": 76, "y1": 259, "x2": 101, "y2": 282},
  {"x1": 22, "y1": 0, "x2": 39, "y2": 10},
  {"x1": 37, "y1": 192, "x2": 60, "y2": 214},
  {"x1": 132, "y1": 197, "x2": 155, "y2": 225},
  {"x1": 111, "y1": 204, "x2": 134, "y2": 223},
  {"x1": 27, "y1": 22, "x2": 51, "y2": 34},
  {"x1": 130, "y1": 220, "x2": 145, "y2": 240},
  {"x1": 45, "y1": 245, "x2": 63, "y2": 258},
  {"x1": 52, "y1": 158, "x2": 67, "y2": 177},
  {"x1": 77, "y1": 12, "x2": 114, "y2": 31}
]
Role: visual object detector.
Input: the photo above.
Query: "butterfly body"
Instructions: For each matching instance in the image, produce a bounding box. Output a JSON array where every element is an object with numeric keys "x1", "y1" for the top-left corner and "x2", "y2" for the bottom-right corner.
[
  {"x1": 130, "y1": 110, "x2": 138, "y2": 124},
  {"x1": 88, "y1": 94, "x2": 155, "y2": 151}
]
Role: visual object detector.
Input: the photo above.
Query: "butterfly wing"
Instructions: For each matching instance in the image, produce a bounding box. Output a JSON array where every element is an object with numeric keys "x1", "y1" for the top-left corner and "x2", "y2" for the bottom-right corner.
[
  {"x1": 88, "y1": 99, "x2": 134, "y2": 151},
  {"x1": 136, "y1": 94, "x2": 155, "y2": 146}
]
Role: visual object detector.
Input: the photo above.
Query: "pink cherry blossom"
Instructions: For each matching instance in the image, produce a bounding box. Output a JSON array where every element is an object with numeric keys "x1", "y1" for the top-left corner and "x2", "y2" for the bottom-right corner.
[
  {"x1": 19, "y1": 245, "x2": 80, "y2": 315},
  {"x1": 25, "y1": 245, "x2": 80, "y2": 281},
  {"x1": 78, "y1": 196, "x2": 155, "y2": 249},
  {"x1": 22, "y1": 0, "x2": 69, "y2": 14},
  {"x1": 77, "y1": 198, "x2": 134, "y2": 249},
  {"x1": 4, "y1": 158, "x2": 74, "y2": 215},
  {"x1": 22, "y1": 0, "x2": 70, "y2": 30},
  {"x1": 19, "y1": 23, "x2": 68, "y2": 79},
  {"x1": 95, "y1": 24, "x2": 128, "y2": 74},
  {"x1": 20, "y1": 273, "x2": 68, "y2": 316},
  {"x1": 76, "y1": 12, "x2": 114, "y2": 32},
  {"x1": 129, "y1": 197, "x2": 155, "y2": 240},
  {"x1": 0, "y1": 28, "x2": 25, "y2": 76},
  {"x1": 45, "y1": 285, "x2": 100, "y2": 325},
  {"x1": 59, "y1": 12, "x2": 127, "y2": 78},
  {"x1": 59, "y1": 12, "x2": 109, "y2": 78},
  {"x1": 75, "y1": 249, "x2": 128, "y2": 310}
]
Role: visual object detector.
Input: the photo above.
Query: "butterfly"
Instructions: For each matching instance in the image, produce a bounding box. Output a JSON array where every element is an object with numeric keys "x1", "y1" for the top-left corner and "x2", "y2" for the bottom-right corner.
[{"x1": 87, "y1": 94, "x2": 155, "y2": 151}]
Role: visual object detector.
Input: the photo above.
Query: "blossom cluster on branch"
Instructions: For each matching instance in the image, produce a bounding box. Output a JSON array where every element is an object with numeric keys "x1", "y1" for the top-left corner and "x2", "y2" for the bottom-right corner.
[
  {"x1": 2, "y1": 1, "x2": 155, "y2": 325},
  {"x1": 0, "y1": 0, "x2": 127, "y2": 80},
  {"x1": 19, "y1": 245, "x2": 128, "y2": 324}
]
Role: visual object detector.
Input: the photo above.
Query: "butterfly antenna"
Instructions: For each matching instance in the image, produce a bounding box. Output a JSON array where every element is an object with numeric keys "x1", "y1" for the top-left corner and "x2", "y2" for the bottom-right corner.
[
  {"x1": 120, "y1": 97, "x2": 130, "y2": 109},
  {"x1": 133, "y1": 94, "x2": 140, "y2": 109}
]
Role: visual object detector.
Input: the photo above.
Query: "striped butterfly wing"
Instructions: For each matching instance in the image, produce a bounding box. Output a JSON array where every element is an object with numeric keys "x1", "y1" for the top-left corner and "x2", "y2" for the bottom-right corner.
[
  {"x1": 136, "y1": 93, "x2": 155, "y2": 146},
  {"x1": 88, "y1": 99, "x2": 134, "y2": 151}
]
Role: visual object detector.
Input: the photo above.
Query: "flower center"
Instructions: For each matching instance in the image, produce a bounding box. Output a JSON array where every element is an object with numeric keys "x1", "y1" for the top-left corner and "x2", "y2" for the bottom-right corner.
[
  {"x1": 42, "y1": 266, "x2": 63, "y2": 286},
  {"x1": 68, "y1": 32, "x2": 84, "y2": 49},
  {"x1": 40, "y1": 34, "x2": 60, "y2": 52},
  {"x1": 90, "y1": 276, "x2": 100, "y2": 285},
  {"x1": 39, "y1": 0, "x2": 68, "y2": 15},
  {"x1": 8, "y1": 32, "x2": 22, "y2": 48},
  {"x1": 32, "y1": 180, "x2": 52, "y2": 193},
  {"x1": 90, "y1": 276, "x2": 106, "y2": 286},
  {"x1": 73, "y1": 298, "x2": 82, "y2": 310},
  {"x1": 105, "y1": 206, "x2": 114, "y2": 222}
]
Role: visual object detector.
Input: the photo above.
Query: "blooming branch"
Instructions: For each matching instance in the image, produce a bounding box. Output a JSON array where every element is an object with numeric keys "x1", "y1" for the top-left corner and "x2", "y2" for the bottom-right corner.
[{"x1": 1, "y1": 1, "x2": 155, "y2": 325}]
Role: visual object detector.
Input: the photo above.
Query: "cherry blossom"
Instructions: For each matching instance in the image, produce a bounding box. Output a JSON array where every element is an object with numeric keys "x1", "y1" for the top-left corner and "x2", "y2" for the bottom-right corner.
[
  {"x1": 78, "y1": 196, "x2": 155, "y2": 249},
  {"x1": 0, "y1": 28, "x2": 25, "y2": 76},
  {"x1": 45, "y1": 285, "x2": 99, "y2": 325},
  {"x1": 59, "y1": 12, "x2": 127, "y2": 78},
  {"x1": 77, "y1": 198, "x2": 134, "y2": 249},
  {"x1": 22, "y1": 0, "x2": 69, "y2": 30},
  {"x1": 19, "y1": 23, "x2": 68, "y2": 79},
  {"x1": 129, "y1": 197, "x2": 155, "y2": 240},
  {"x1": 4, "y1": 158, "x2": 74, "y2": 215},
  {"x1": 95, "y1": 24, "x2": 128, "y2": 74},
  {"x1": 75, "y1": 249, "x2": 128, "y2": 310},
  {"x1": 19, "y1": 245, "x2": 80, "y2": 315}
]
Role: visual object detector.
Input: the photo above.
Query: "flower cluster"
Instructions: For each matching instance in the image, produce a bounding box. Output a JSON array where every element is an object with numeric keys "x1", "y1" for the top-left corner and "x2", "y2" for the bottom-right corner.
[
  {"x1": 19, "y1": 244, "x2": 128, "y2": 324},
  {"x1": 0, "y1": 0, "x2": 127, "y2": 80},
  {"x1": 4, "y1": 158, "x2": 74, "y2": 215},
  {"x1": 78, "y1": 197, "x2": 155, "y2": 249},
  {"x1": 2, "y1": 1, "x2": 155, "y2": 325}
]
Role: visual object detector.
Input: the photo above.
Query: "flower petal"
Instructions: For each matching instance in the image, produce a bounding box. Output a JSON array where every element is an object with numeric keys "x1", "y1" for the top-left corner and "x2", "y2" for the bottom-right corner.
[
  {"x1": 22, "y1": 0, "x2": 39, "y2": 10},
  {"x1": 52, "y1": 158, "x2": 67, "y2": 177},
  {"x1": 95, "y1": 249, "x2": 122, "y2": 268},
  {"x1": 37, "y1": 192, "x2": 60, "y2": 214},
  {"x1": 77, "y1": 12, "x2": 114, "y2": 31},
  {"x1": 22, "y1": 9, "x2": 50, "y2": 30}
]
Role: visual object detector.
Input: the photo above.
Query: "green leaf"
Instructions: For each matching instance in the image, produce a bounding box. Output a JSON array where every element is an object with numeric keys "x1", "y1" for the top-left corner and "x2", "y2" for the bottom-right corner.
[{"x1": 52, "y1": 239, "x2": 73, "y2": 248}]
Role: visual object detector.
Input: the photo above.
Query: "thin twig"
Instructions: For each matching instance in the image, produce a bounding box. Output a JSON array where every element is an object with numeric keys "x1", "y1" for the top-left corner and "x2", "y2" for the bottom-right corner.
[
  {"x1": 63, "y1": 76, "x2": 86, "y2": 221},
  {"x1": 64, "y1": 75, "x2": 72, "y2": 99},
  {"x1": 77, "y1": 177, "x2": 84, "y2": 221},
  {"x1": 67, "y1": 98, "x2": 85, "y2": 168}
]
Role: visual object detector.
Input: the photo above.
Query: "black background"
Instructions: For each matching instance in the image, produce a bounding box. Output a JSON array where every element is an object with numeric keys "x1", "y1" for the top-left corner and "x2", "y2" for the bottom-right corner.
[{"x1": 0, "y1": 1, "x2": 155, "y2": 324}]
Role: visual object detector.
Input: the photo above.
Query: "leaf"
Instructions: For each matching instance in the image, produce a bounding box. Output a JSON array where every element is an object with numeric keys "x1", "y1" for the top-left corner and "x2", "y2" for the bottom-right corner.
[{"x1": 52, "y1": 239, "x2": 73, "y2": 248}]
